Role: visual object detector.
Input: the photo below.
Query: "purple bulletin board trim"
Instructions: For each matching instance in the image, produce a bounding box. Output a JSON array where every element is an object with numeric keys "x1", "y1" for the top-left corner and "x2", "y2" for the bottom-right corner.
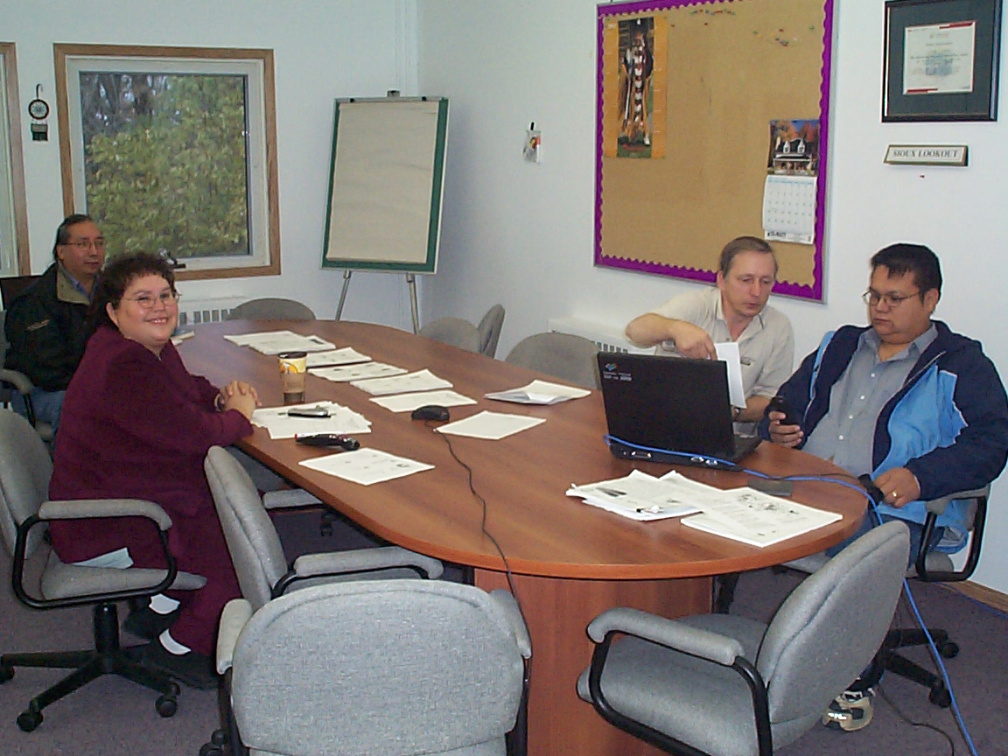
[{"x1": 595, "y1": 0, "x2": 834, "y2": 302}]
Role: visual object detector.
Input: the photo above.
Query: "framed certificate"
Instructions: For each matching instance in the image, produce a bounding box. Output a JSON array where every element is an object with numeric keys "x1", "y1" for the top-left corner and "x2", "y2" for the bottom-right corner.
[{"x1": 883, "y1": 0, "x2": 1002, "y2": 121}]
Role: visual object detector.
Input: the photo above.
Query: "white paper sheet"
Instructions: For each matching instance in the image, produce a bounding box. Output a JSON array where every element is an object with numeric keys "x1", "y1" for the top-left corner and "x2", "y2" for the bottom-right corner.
[
  {"x1": 223, "y1": 330, "x2": 336, "y2": 355},
  {"x1": 681, "y1": 487, "x2": 841, "y2": 548},
  {"x1": 485, "y1": 379, "x2": 591, "y2": 405},
  {"x1": 370, "y1": 390, "x2": 477, "y2": 413},
  {"x1": 714, "y1": 343, "x2": 747, "y2": 409},
  {"x1": 251, "y1": 401, "x2": 372, "y2": 439},
  {"x1": 434, "y1": 410, "x2": 545, "y2": 440},
  {"x1": 305, "y1": 347, "x2": 371, "y2": 368},
  {"x1": 299, "y1": 448, "x2": 434, "y2": 486},
  {"x1": 566, "y1": 470, "x2": 702, "y2": 521},
  {"x1": 310, "y1": 362, "x2": 408, "y2": 383},
  {"x1": 350, "y1": 369, "x2": 452, "y2": 396}
]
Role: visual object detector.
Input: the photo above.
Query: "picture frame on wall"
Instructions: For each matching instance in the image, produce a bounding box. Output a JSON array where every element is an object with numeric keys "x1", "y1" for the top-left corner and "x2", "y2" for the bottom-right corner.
[{"x1": 883, "y1": 0, "x2": 1002, "y2": 121}]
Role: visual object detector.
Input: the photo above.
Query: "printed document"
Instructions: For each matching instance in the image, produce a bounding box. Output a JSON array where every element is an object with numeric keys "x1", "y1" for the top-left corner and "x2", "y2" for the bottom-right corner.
[
  {"x1": 306, "y1": 347, "x2": 371, "y2": 368},
  {"x1": 223, "y1": 330, "x2": 335, "y2": 354},
  {"x1": 351, "y1": 369, "x2": 452, "y2": 396},
  {"x1": 310, "y1": 362, "x2": 408, "y2": 383},
  {"x1": 681, "y1": 486, "x2": 841, "y2": 547},
  {"x1": 567, "y1": 470, "x2": 702, "y2": 521},
  {"x1": 251, "y1": 400, "x2": 372, "y2": 439},
  {"x1": 714, "y1": 343, "x2": 747, "y2": 409},
  {"x1": 370, "y1": 390, "x2": 477, "y2": 413},
  {"x1": 299, "y1": 448, "x2": 434, "y2": 485}
]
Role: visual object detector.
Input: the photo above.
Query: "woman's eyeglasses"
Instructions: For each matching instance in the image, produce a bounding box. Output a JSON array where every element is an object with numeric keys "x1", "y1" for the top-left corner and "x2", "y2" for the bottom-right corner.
[{"x1": 124, "y1": 291, "x2": 180, "y2": 309}]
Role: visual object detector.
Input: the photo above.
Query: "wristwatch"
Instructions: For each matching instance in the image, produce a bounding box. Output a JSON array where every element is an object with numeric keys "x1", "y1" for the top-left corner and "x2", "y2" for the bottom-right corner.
[
  {"x1": 214, "y1": 393, "x2": 227, "y2": 412},
  {"x1": 732, "y1": 406, "x2": 742, "y2": 421}
]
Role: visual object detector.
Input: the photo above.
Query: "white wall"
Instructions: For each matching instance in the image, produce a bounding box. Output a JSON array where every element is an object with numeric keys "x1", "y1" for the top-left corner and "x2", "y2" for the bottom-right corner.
[
  {"x1": 417, "y1": 1, "x2": 1008, "y2": 592},
  {"x1": 1, "y1": 0, "x2": 419, "y2": 328}
]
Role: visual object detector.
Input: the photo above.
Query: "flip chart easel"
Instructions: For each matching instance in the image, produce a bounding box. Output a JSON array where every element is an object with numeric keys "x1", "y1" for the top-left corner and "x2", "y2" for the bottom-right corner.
[{"x1": 322, "y1": 95, "x2": 449, "y2": 331}]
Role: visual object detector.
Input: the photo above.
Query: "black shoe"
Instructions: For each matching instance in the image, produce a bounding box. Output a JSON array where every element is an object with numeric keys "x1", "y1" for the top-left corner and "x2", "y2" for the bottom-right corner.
[
  {"x1": 123, "y1": 606, "x2": 181, "y2": 641},
  {"x1": 141, "y1": 642, "x2": 218, "y2": 690}
]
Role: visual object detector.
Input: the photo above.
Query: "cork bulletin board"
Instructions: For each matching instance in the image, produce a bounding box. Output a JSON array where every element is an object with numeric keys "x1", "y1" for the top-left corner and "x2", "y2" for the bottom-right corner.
[{"x1": 595, "y1": 0, "x2": 835, "y2": 301}]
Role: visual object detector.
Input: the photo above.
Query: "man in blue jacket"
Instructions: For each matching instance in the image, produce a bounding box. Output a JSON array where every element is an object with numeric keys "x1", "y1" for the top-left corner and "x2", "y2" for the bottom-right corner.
[{"x1": 763, "y1": 242, "x2": 1008, "y2": 730}]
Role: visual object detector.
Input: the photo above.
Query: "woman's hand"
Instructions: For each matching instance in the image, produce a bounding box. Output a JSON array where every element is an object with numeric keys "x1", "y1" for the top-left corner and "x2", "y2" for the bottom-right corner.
[{"x1": 217, "y1": 380, "x2": 262, "y2": 420}]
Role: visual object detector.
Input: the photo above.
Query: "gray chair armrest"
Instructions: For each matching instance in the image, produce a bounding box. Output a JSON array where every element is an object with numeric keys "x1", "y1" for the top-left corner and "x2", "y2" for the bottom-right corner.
[
  {"x1": 40, "y1": 498, "x2": 173, "y2": 530},
  {"x1": 291, "y1": 546, "x2": 444, "y2": 581},
  {"x1": 0, "y1": 367, "x2": 34, "y2": 393},
  {"x1": 262, "y1": 488, "x2": 323, "y2": 510},
  {"x1": 924, "y1": 486, "x2": 989, "y2": 515},
  {"x1": 489, "y1": 589, "x2": 532, "y2": 659},
  {"x1": 587, "y1": 607, "x2": 744, "y2": 666},
  {"x1": 216, "y1": 598, "x2": 254, "y2": 675}
]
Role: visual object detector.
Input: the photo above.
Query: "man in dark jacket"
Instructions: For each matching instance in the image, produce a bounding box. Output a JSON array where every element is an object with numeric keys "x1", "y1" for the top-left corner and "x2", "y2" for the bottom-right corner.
[
  {"x1": 762, "y1": 243, "x2": 1008, "y2": 731},
  {"x1": 4, "y1": 214, "x2": 105, "y2": 431}
]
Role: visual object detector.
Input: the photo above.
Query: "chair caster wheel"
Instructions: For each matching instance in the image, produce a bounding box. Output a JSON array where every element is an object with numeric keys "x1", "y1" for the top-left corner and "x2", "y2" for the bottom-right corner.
[
  {"x1": 156, "y1": 693, "x2": 178, "y2": 718},
  {"x1": 199, "y1": 744, "x2": 223, "y2": 756},
  {"x1": 17, "y1": 707, "x2": 42, "y2": 732},
  {"x1": 929, "y1": 685, "x2": 952, "y2": 708},
  {"x1": 0, "y1": 664, "x2": 14, "y2": 683},
  {"x1": 938, "y1": 641, "x2": 959, "y2": 659}
]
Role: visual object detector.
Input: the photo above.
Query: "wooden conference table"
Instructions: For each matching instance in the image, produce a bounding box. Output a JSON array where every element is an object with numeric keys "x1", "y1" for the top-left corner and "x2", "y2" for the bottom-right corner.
[{"x1": 180, "y1": 320, "x2": 866, "y2": 756}]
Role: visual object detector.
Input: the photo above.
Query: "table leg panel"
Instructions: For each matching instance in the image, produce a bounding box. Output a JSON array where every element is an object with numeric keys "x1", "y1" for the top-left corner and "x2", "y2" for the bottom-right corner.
[{"x1": 475, "y1": 570, "x2": 711, "y2": 756}]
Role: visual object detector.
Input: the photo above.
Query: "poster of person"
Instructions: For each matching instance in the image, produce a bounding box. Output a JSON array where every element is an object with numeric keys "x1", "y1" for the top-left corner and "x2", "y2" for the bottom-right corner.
[
  {"x1": 767, "y1": 119, "x2": 820, "y2": 176},
  {"x1": 617, "y1": 17, "x2": 657, "y2": 158}
]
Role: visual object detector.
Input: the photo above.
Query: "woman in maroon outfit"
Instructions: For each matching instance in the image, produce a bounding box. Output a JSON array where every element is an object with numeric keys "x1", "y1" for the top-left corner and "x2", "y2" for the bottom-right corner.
[{"x1": 48, "y1": 253, "x2": 258, "y2": 688}]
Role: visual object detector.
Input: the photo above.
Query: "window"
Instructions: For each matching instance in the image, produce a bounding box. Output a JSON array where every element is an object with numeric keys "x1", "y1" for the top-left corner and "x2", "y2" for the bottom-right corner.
[
  {"x1": 0, "y1": 42, "x2": 29, "y2": 278},
  {"x1": 55, "y1": 45, "x2": 280, "y2": 280}
]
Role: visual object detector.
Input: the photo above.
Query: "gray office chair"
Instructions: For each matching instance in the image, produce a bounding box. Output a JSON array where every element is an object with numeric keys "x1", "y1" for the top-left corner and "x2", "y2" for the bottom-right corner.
[
  {"x1": 221, "y1": 579, "x2": 531, "y2": 756},
  {"x1": 0, "y1": 409, "x2": 207, "y2": 731},
  {"x1": 477, "y1": 304, "x2": 506, "y2": 357},
  {"x1": 227, "y1": 297, "x2": 316, "y2": 321},
  {"x1": 418, "y1": 316, "x2": 482, "y2": 353},
  {"x1": 201, "y1": 445, "x2": 451, "y2": 756},
  {"x1": 783, "y1": 486, "x2": 989, "y2": 708},
  {"x1": 578, "y1": 520, "x2": 909, "y2": 756},
  {"x1": 505, "y1": 332, "x2": 600, "y2": 389},
  {"x1": 0, "y1": 311, "x2": 54, "y2": 443}
]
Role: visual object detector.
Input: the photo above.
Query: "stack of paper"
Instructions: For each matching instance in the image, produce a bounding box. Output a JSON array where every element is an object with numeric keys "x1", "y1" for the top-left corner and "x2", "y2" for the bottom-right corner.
[
  {"x1": 306, "y1": 347, "x2": 371, "y2": 368},
  {"x1": 567, "y1": 470, "x2": 703, "y2": 521},
  {"x1": 310, "y1": 362, "x2": 408, "y2": 383},
  {"x1": 485, "y1": 379, "x2": 591, "y2": 405},
  {"x1": 224, "y1": 330, "x2": 336, "y2": 355},
  {"x1": 251, "y1": 400, "x2": 372, "y2": 439},
  {"x1": 350, "y1": 369, "x2": 452, "y2": 396}
]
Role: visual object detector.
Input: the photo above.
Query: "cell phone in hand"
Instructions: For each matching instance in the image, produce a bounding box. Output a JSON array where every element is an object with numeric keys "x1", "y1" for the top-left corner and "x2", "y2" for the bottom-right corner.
[{"x1": 766, "y1": 395, "x2": 799, "y2": 426}]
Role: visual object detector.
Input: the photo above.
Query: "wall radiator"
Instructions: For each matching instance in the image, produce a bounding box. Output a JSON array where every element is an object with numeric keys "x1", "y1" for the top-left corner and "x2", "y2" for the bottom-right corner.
[
  {"x1": 176, "y1": 296, "x2": 246, "y2": 327},
  {"x1": 547, "y1": 316, "x2": 652, "y2": 354}
]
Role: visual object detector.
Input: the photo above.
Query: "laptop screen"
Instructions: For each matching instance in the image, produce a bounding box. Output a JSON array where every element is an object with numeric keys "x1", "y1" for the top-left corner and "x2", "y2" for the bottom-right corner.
[{"x1": 597, "y1": 352, "x2": 736, "y2": 457}]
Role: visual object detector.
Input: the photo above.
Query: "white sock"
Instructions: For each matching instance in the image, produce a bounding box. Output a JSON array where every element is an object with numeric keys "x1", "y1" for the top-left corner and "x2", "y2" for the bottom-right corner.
[
  {"x1": 158, "y1": 629, "x2": 192, "y2": 655},
  {"x1": 149, "y1": 593, "x2": 180, "y2": 615}
]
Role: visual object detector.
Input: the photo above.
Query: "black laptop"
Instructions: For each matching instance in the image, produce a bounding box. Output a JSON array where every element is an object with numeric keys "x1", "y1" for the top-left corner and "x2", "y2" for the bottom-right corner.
[{"x1": 596, "y1": 352, "x2": 761, "y2": 470}]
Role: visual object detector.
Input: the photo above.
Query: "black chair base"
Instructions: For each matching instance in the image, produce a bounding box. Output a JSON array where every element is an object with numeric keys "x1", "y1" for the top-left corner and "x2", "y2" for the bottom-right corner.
[
  {"x1": 0, "y1": 602, "x2": 180, "y2": 731},
  {"x1": 879, "y1": 627, "x2": 958, "y2": 708}
]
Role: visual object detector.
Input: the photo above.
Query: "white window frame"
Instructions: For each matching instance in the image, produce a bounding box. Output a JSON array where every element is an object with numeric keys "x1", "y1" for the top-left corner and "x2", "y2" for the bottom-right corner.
[
  {"x1": 54, "y1": 44, "x2": 280, "y2": 280},
  {"x1": 0, "y1": 42, "x2": 29, "y2": 278}
]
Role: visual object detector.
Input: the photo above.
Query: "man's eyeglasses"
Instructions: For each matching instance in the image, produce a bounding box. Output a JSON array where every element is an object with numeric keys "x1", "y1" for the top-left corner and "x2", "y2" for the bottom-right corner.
[
  {"x1": 66, "y1": 238, "x2": 107, "y2": 252},
  {"x1": 861, "y1": 289, "x2": 920, "y2": 308},
  {"x1": 124, "y1": 291, "x2": 180, "y2": 309}
]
